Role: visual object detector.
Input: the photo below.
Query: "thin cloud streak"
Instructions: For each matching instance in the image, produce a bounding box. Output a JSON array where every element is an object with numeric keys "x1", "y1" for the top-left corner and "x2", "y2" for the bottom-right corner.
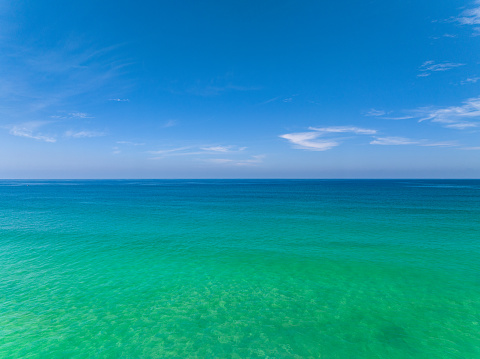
[
  {"x1": 417, "y1": 96, "x2": 480, "y2": 129},
  {"x1": 370, "y1": 137, "x2": 418, "y2": 145},
  {"x1": 280, "y1": 132, "x2": 340, "y2": 151},
  {"x1": 64, "y1": 130, "x2": 105, "y2": 138},
  {"x1": 371, "y1": 137, "x2": 459, "y2": 147},
  {"x1": 418, "y1": 60, "x2": 464, "y2": 77},
  {"x1": 461, "y1": 77, "x2": 480, "y2": 84},
  {"x1": 8, "y1": 121, "x2": 56, "y2": 143},
  {"x1": 163, "y1": 119, "x2": 177, "y2": 128},
  {"x1": 308, "y1": 126, "x2": 377, "y2": 135},
  {"x1": 117, "y1": 141, "x2": 145, "y2": 146},
  {"x1": 382, "y1": 116, "x2": 415, "y2": 120},
  {"x1": 365, "y1": 109, "x2": 386, "y2": 117},
  {"x1": 281, "y1": 126, "x2": 377, "y2": 151},
  {"x1": 207, "y1": 155, "x2": 265, "y2": 166},
  {"x1": 454, "y1": 1, "x2": 480, "y2": 25},
  {"x1": 148, "y1": 144, "x2": 247, "y2": 158}
]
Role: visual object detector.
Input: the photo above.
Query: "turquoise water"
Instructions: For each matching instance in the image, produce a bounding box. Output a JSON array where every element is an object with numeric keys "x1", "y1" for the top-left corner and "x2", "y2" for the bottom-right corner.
[{"x1": 0, "y1": 180, "x2": 479, "y2": 358}]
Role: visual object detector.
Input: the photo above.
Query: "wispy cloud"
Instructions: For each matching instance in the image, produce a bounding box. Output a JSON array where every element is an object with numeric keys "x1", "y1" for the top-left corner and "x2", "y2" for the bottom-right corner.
[
  {"x1": 109, "y1": 98, "x2": 129, "y2": 102},
  {"x1": 370, "y1": 137, "x2": 418, "y2": 145},
  {"x1": 259, "y1": 95, "x2": 298, "y2": 105},
  {"x1": 308, "y1": 126, "x2": 377, "y2": 135},
  {"x1": 431, "y1": 33, "x2": 458, "y2": 40},
  {"x1": 0, "y1": 38, "x2": 131, "y2": 123},
  {"x1": 454, "y1": 1, "x2": 480, "y2": 26},
  {"x1": 148, "y1": 144, "x2": 246, "y2": 158},
  {"x1": 421, "y1": 141, "x2": 458, "y2": 147},
  {"x1": 69, "y1": 112, "x2": 91, "y2": 119},
  {"x1": 417, "y1": 96, "x2": 480, "y2": 129},
  {"x1": 418, "y1": 60, "x2": 464, "y2": 77},
  {"x1": 163, "y1": 119, "x2": 177, "y2": 128},
  {"x1": 460, "y1": 76, "x2": 480, "y2": 84},
  {"x1": 50, "y1": 112, "x2": 93, "y2": 120},
  {"x1": 381, "y1": 116, "x2": 415, "y2": 120},
  {"x1": 365, "y1": 108, "x2": 386, "y2": 117},
  {"x1": 259, "y1": 96, "x2": 280, "y2": 105},
  {"x1": 171, "y1": 74, "x2": 260, "y2": 97},
  {"x1": 363, "y1": 109, "x2": 414, "y2": 120},
  {"x1": 280, "y1": 132, "x2": 340, "y2": 151},
  {"x1": 117, "y1": 141, "x2": 145, "y2": 146},
  {"x1": 64, "y1": 130, "x2": 105, "y2": 138},
  {"x1": 200, "y1": 145, "x2": 246, "y2": 152},
  {"x1": 8, "y1": 121, "x2": 56, "y2": 143},
  {"x1": 280, "y1": 126, "x2": 376, "y2": 151},
  {"x1": 370, "y1": 136, "x2": 459, "y2": 147},
  {"x1": 207, "y1": 155, "x2": 265, "y2": 166},
  {"x1": 148, "y1": 146, "x2": 192, "y2": 156}
]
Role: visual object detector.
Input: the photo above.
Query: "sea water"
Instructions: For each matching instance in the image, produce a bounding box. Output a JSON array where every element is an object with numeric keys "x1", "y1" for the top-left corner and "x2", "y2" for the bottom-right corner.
[{"x1": 0, "y1": 180, "x2": 479, "y2": 358}]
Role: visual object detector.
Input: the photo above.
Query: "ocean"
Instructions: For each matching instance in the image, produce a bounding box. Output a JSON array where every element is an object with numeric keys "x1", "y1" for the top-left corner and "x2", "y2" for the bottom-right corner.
[{"x1": 0, "y1": 180, "x2": 479, "y2": 358}]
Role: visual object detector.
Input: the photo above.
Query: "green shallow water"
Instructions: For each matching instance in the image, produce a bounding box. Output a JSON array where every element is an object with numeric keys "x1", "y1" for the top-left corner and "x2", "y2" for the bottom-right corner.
[{"x1": 0, "y1": 180, "x2": 479, "y2": 358}]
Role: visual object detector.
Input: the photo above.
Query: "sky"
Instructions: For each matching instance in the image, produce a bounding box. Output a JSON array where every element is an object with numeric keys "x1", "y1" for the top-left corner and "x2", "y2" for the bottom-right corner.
[{"x1": 1, "y1": 0, "x2": 480, "y2": 179}]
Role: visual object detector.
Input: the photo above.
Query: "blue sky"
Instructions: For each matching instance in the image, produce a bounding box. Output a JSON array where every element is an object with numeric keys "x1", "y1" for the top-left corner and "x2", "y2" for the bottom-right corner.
[{"x1": 1, "y1": 0, "x2": 480, "y2": 178}]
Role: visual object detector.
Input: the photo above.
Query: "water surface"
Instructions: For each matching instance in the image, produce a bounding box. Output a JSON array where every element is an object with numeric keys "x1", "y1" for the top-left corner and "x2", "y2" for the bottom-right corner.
[{"x1": 0, "y1": 180, "x2": 479, "y2": 358}]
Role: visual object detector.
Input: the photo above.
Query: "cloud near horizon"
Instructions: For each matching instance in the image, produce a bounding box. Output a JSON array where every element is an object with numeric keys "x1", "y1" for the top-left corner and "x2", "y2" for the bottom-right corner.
[
  {"x1": 7, "y1": 121, "x2": 56, "y2": 143},
  {"x1": 417, "y1": 96, "x2": 480, "y2": 129},
  {"x1": 280, "y1": 126, "x2": 377, "y2": 151},
  {"x1": 148, "y1": 144, "x2": 247, "y2": 158},
  {"x1": 370, "y1": 136, "x2": 458, "y2": 147}
]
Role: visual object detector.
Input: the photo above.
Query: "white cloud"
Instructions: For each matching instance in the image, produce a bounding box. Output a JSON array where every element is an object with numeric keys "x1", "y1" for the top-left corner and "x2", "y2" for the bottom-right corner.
[
  {"x1": 417, "y1": 96, "x2": 480, "y2": 129},
  {"x1": 364, "y1": 108, "x2": 414, "y2": 120},
  {"x1": 200, "y1": 145, "x2": 237, "y2": 152},
  {"x1": 148, "y1": 146, "x2": 192, "y2": 156},
  {"x1": 382, "y1": 116, "x2": 415, "y2": 120},
  {"x1": 455, "y1": 1, "x2": 480, "y2": 25},
  {"x1": 280, "y1": 132, "x2": 340, "y2": 151},
  {"x1": 235, "y1": 155, "x2": 265, "y2": 166},
  {"x1": 444, "y1": 122, "x2": 478, "y2": 129},
  {"x1": 64, "y1": 130, "x2": 105, "y2": 138},
  {"x1": 162, "y1": 119, "x2": 177, "y2": 128},
  {"x1": 418, "y1": 61, "x2": 464, "y2": 77},
  {"x1": 461, "y1": 146, "x2": 480, "y2": 150},
  {"x1": 201, "y1": 146, "x2": 231, "y2": 152},
  {"x1": 8, "y1": 121, "x2": 56, "y2": 142},
  {"x1": 281, "y1": 126, "x2": 377, "y2": 151},
  {"x1": 49, "y1": 112, "x2": 93, "y2": 120},
  {"x1": 421, "y1": 141, "x2": 458, "y2": 147},
  {"x1": 208, "y1": 155, "x2": 265, "y2": 166},
  {"x1": 109, "y1": 98, "x2": 129, "y2": 102},
  {"x1": 201, "y1": 145, "x2": 246, "y2": 153},
  {"x1": 370, "y1": 137, "x2": 459, "y2": 147},
  {"x1": 117, "y1": 141, "x2": 145, "y2": 146},
  {"x1": 149, "y1": 144, "x2": 246, "y2": 158},
  {"x1": 69, "y1": 112, "x2": 91, "y2": 118},
  {"x1": 308, "y1": 126, "x2": 377, "y2": 135},
  {"x1": 365, "y1": 109, "x2": 386, "y2": 117},
  {"x1": 370, "y1": 137, "x2": 419, "y2": 145},
  {"x1": 461, "y1": 76, "x2": 480, "y2": 84},
  {"x1": 260, "y1": 96, "x2": 280, "y2": 105}
]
